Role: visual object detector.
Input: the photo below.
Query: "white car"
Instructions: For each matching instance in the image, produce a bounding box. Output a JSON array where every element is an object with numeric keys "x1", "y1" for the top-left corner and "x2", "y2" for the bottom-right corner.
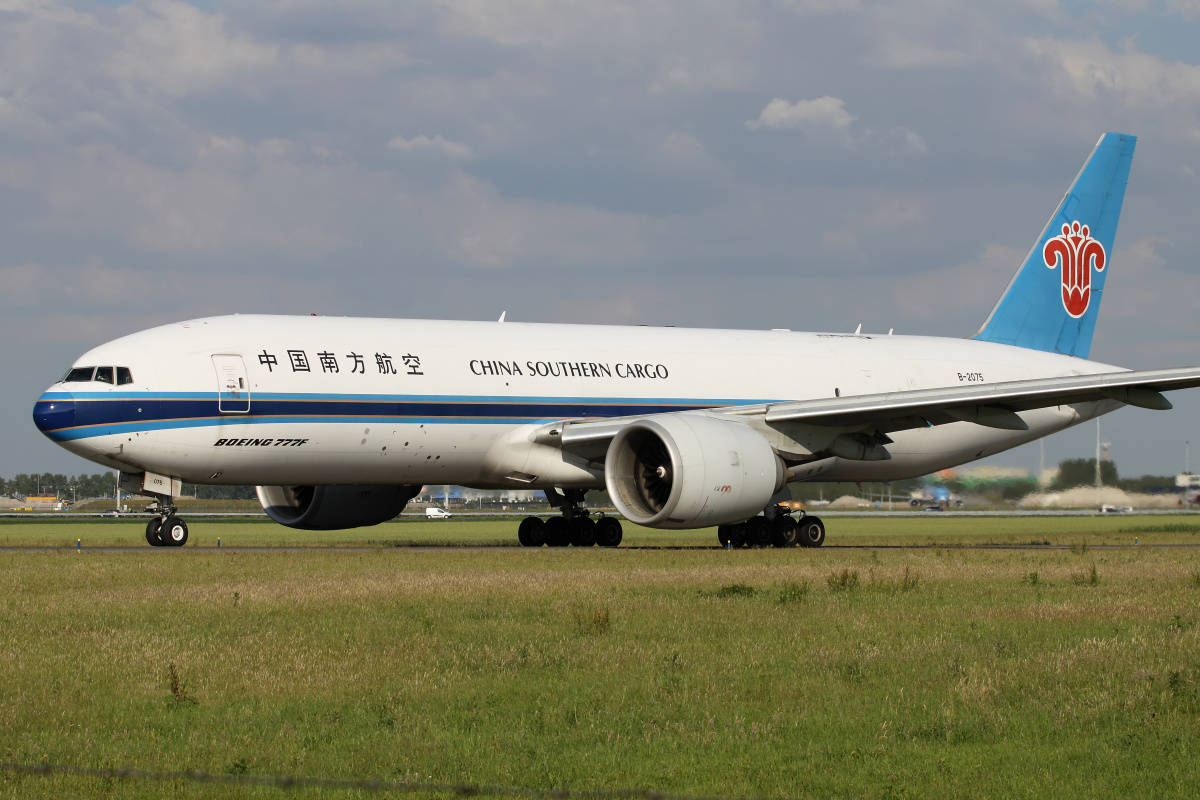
[{"x1": 425, "y1": 507, "x2": 452, "y2": 519}]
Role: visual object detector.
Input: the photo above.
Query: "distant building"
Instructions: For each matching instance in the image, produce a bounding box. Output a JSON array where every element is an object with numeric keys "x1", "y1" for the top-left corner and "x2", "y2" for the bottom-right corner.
[
  {"x1": 958, "y1": 465, "x2": 1032, "y2": 481},
  {"x1": 24, "y1": 496, "x2": 58, "y2": 509}
]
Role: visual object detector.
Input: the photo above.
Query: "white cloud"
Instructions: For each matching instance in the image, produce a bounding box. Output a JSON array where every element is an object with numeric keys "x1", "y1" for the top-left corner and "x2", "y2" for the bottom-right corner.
[
  {"x1": 890, "y1": 244, "x2": 1022, "y2": 321},
  {"x1": 388, "y1": 134, "x2": 475, "y2": 160},
  {"x1": 745, "y1": 96, "x2": 856, "y2": 132},
  {"x1": 661, "y1": 131, "x2": 705, "y2": 158},
  {"x1": 435, "y1": 0, "x2": 647, "y2": 48},
  {"x1": 429, "y1": 172, "x2": 645, "y2": 268},
  {"x1": 35, "y1": 144, "x2": 354, "y2": 254},
  {"x1": 871, "y1": 37, "x2": 968, "y2": 69},
  {"x1": 771, "y1": 0, "x2": 862, "y2": 13},
  {"x1": 287, "y1": 42, "x2": 412, "y2": 73},
  {"x1": 106, "y1": 0, "x2": 277, "y2": 97},
  {"x1": 1027, "y1": 36, "x2": 1200, "y2": 109},
  {"x1": 896, "y1": 127, "x2": 929, "y2": 154},
  {"x1": 0, "y1": 262, "x2": 47, "y2": 306},
  {"x1": 1166, "y1": 0, "x2": 1200, "y2": 20}
]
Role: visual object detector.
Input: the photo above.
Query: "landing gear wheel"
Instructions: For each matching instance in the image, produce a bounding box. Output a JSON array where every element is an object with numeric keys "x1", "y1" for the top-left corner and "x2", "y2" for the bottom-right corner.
[
  {"x1": 717, "y1": 524, "x2": 734, "y2": 547},
  {"x1": 161, "y1": 516, "x2": 188, "y2": 547},
  {"x1": 771, "y1": 516, "x2": 799, "y2": 548},
  {"x1": 596, "y1": 517, "x2": 623, "y2": 548},
  {"x1": 744, "y1": 517, "x2": 771, "y2": 548},
  {"x1": 145, "y1": 518, "x2": 164, "y2": 547},
  {"x1": 729, "y1": 523, "x2": 747, "y2": 548},
  {"x1": 517, "y1": 516, "x2": 545, "y2": 547},
  {"x1": 570, "y1": 517, "x2": 597, "y2": 547},
  {"x1": 543, "y1": 516, "x2": 571, "y2": 547},
  {"x1": 798, "y1": 516, "x2": 825, "y2": 548}
]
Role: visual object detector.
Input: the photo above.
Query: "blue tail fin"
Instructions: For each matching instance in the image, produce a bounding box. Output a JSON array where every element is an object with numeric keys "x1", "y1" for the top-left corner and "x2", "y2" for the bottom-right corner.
[{"x1": 973, "y1": 133, "x2": 1136, "y2": 358}]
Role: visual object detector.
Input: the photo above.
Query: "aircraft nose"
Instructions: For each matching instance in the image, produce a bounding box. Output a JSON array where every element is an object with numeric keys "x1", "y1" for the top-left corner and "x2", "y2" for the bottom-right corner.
[{"x1": 33, "y1": 392, "x2": 76, "y2": 437}]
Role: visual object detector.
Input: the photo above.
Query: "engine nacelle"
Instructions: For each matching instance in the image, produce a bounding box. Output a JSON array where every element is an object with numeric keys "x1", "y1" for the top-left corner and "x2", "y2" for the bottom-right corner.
[
  {"x1": 604, "y1": 415, "x2": 784, "y2": 529},
  {"x1": 255, "y1": 484, "x2": 420, "y2": 530}
]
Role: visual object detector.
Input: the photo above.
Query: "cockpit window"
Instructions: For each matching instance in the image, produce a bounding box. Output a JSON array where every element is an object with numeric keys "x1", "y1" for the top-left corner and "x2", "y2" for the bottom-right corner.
[
  {"x1": 64, "y1": 367, "x2": 95, "y2": 382},
  {"x1": 61, "y1": 365, "x2": 133, "y2": 384}
]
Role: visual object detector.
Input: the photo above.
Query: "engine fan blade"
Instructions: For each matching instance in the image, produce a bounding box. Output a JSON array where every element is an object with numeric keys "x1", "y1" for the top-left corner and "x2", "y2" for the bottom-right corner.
[{"x1": 634, "y1": 437, "x2": 673, "y2": 511}]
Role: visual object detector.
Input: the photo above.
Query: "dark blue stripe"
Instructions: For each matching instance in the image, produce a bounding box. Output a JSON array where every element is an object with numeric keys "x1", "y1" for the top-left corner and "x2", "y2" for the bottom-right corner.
[{"x1": 35, "y1": 395, "x2": 760, "y2": 441}]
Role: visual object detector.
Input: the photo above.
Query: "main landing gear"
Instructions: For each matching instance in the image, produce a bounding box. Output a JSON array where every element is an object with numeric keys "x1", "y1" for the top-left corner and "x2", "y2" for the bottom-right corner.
[
  {"x1": 717, "y1": 506, "x2": 825, "y2": 549},
  {"x1": 144, "y1": 498, "x2": 189, "y2": 547},
  {"x1": 517, "y1": 489, "x2": 623, "y2": 548}
]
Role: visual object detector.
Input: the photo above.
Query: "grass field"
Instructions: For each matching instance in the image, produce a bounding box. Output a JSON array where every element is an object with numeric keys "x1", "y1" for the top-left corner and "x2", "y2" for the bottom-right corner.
[{"x1": 2, "y1": 517, "x2": 1199, "y2": 799}]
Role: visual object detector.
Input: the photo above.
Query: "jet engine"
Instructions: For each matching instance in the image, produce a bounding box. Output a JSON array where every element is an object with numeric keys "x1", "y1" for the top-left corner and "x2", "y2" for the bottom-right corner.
[
  {"x1": 604, "y1": 415, "x2": 784, "y2": 529},
  {"x1": 255, "y1": 484, "x2": 420, "y2": 530}
]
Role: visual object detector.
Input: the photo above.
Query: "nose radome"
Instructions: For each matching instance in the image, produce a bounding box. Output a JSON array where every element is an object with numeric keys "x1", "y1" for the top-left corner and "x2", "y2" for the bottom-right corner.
[{"x1": 33, "y1": 393, "x2": 76, "y2": 436}]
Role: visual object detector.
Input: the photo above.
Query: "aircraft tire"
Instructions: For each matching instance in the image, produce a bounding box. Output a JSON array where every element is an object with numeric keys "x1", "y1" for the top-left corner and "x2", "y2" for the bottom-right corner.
[
  {"x1": 145, "y1": 518, "x2": 164, "y2": 547},
  {"x1": 517, "y1": 516, "x2": 545, "y2": 547},
  {"x1": 728, "y1": 523, "x2": 747, "y2": 548},
  {"x1": 570, "y1": 517, "x2": 597, "y2": 547},
  {"x1": 543, "y1": 516, "x2": 571, "y2": 547},
  {"x1": 771, "y1": 516, "x2": 799, "y2": 548},
  {"x1": 161, "y1": 516, "x2": 188, "y2": 547},
  {"x1": 798, "y1": 516, "x2": 825, "y2": 548},
  {"x1": 744, "y1": 517, "x2": 771, "y2": 548},
  {"x1": 717, "y1": 524, "x2": 734, "y2": 547},
  {"x1": 596, "y1": 517, "x2": 623, "y2": 548}
]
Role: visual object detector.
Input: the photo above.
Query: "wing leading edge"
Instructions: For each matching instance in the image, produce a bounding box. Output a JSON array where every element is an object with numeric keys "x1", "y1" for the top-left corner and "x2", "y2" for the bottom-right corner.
[{"x1": 535, "y1": 366, "x2": 1200, "y2": 456}]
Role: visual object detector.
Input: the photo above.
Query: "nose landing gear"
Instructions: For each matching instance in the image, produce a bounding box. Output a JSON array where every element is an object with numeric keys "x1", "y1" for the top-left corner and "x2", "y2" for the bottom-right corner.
[{"x1": 144, "y1": 499, "x2": 188, "y2": 547}]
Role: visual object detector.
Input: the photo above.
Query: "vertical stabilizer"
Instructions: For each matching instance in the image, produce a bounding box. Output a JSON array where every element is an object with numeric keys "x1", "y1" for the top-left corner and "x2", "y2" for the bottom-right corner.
[{"x1": 972, "y1": 133, "x2": 1135, "y2": 358}]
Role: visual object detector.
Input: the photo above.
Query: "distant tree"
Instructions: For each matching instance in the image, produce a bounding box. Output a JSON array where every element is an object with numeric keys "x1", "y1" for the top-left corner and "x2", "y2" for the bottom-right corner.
[
  {"x1": 1001, "y1": 478, "x2": 1039, "y2": 500},
  {"x1": 73, "y1": 472, "x2": 115, "y2": 499},
  {"x1": 786, "y1": 478, "x2": 924, "y2": 503},
  {"x1": 1118, "y1": 474, "x2": 1180, "y2": 494},
  {"x1": 1055, "y1": 458, "x2": 1118, "y2": 489},
  {"x1": 10, "y1": 474, "x2": 35, "y2": 497}
]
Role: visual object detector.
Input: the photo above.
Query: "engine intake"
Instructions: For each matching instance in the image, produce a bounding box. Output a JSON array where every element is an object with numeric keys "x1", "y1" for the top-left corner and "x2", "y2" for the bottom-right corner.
[
  {"x1": 604, "y1": 415, "x2": 783, "y2": 529},
  {"x1": 256, "y1": 484, "x2": 420, "y2": 530}
]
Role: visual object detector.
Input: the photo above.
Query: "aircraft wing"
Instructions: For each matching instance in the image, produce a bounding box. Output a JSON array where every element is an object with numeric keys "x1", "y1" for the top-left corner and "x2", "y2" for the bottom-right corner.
[
  {"x1": 734, "y1": 365, "x2": 1200, "y2": 432},
  {"x1": 535, "y1": 366, "x2": 1200, "y2": 455}
]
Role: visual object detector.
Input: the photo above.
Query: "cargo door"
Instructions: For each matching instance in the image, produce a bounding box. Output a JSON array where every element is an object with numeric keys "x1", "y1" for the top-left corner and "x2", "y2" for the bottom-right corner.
[{"x1": 212, "y1": 354, "x2": 250, "y2": 413}]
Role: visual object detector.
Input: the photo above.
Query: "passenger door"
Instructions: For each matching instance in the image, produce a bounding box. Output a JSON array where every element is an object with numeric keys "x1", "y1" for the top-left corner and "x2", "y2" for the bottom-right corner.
[{"x1": 212, "y1": 354, "x2": 251, "y2": 413}]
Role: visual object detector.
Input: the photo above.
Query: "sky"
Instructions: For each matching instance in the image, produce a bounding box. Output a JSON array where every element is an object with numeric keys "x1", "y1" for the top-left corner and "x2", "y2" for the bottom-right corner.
[{"x1": 3, "y1": 0, "x2": 1200, "y2": 480}]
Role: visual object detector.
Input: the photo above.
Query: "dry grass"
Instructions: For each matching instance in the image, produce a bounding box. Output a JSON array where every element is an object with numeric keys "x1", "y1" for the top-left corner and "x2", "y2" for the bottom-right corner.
[{"x1": 1, "y1": 526, "x2": 1200, "y2": 799}]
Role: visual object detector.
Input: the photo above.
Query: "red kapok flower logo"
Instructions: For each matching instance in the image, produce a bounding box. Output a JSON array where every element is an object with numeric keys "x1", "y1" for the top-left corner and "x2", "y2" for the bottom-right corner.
[{"x1": 1043, "y1": 220, "x2": 1106, "y2": 318}]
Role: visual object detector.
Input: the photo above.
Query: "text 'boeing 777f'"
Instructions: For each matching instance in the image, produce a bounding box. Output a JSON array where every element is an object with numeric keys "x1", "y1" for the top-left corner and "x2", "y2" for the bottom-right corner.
[{"x1": 32, "y1": 133, "x2": 1200, "y2": 547}]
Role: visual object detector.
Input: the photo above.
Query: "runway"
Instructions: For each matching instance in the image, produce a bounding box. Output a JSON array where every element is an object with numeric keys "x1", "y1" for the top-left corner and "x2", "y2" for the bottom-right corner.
[{"x1": 4, "y1": 542, "x2": 1199, "y2": 553}]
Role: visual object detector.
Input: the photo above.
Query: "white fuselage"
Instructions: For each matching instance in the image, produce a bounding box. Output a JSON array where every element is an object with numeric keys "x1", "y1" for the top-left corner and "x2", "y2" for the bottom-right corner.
[{"x1": 36, "y1": 315, "x2": 1121, "y2": 488}]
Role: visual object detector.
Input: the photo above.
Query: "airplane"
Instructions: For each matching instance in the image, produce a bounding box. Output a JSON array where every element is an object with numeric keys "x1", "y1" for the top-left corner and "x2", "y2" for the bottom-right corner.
[{"x1": 31, "y1": 132, "x2": 1200, "y2": 548}]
